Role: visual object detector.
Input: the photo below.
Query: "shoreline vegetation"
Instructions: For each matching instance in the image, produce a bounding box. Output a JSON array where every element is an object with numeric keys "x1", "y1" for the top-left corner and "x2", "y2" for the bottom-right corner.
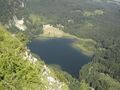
[{"x1": 36, "y1": 24, "x2": 97, "y2": 56}]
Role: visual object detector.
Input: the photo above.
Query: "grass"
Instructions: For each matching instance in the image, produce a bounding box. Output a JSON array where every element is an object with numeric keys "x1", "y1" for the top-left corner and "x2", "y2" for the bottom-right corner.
[{"x1": 71, "y1": 38, "x2": 97, "y2": 56}]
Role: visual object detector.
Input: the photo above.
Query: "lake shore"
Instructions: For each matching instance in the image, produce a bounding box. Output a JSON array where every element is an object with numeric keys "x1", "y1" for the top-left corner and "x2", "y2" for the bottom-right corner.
[{"x1": 37, "y1": 24, "x2": 97, "y2": 56}]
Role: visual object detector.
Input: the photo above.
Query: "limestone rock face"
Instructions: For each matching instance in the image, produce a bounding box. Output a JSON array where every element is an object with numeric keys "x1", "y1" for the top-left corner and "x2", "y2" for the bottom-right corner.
[{"x1": 13, "y1": 16, "x2": 27, "y2": 31}]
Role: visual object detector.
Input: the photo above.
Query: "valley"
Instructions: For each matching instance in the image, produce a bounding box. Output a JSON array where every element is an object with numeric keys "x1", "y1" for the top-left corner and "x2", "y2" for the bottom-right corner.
[{"x1": 0, "y1": 0, "x2": 120, "y2": 90}]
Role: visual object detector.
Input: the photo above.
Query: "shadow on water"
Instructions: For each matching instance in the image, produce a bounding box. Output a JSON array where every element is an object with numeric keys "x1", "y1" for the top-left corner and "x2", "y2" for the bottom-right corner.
[{"x1": 28, "y1": 38, "x2": 90, "y2": 78}]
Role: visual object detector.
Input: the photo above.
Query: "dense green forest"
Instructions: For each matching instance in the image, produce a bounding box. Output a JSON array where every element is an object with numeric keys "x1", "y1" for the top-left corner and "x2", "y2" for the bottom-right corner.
[{"x1": 0, "y1": 0, "x2": 120, "y2": 90}]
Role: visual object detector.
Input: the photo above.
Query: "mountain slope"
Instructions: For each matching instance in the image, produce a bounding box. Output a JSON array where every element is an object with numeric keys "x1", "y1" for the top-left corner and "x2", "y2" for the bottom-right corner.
[
  {"x1": 0, "y1": 24, "x2": 82, "y2": 90},
  {"x1": 0, "y1": 0, "x2": 120, "y2": 90}
]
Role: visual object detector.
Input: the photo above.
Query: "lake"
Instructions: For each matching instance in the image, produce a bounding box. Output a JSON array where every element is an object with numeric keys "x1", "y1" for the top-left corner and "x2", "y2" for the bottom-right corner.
[{"x1": 28, "y1": 37, "x2": 90, "y2": 77}]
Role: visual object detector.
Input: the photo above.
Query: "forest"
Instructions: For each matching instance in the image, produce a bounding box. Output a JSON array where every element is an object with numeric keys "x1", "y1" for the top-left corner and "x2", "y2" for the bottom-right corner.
[
  {"x1": 0, "y1": 0, "x2": 120, "y2": 90},
  {"x1": 26, "y1": 1, "x2": 120, "y2": 89}
]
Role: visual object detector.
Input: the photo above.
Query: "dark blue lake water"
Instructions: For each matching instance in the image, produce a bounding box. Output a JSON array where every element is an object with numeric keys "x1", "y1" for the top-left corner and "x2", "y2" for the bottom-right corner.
[{"x1": 28, "y1": 38, "x2": 90, "y2": 77}]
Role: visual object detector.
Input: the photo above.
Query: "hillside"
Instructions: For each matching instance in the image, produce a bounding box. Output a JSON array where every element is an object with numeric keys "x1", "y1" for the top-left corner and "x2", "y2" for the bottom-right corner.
[
  {"x1": 0, "y1": 24, "x2": 83, "y2": 90},
  {"x1": 0, "y1": 0, "x2": 83, "y2": 90},
  {"x1": 0, "y1": 0, "x2": 120, "y2": 90}
]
